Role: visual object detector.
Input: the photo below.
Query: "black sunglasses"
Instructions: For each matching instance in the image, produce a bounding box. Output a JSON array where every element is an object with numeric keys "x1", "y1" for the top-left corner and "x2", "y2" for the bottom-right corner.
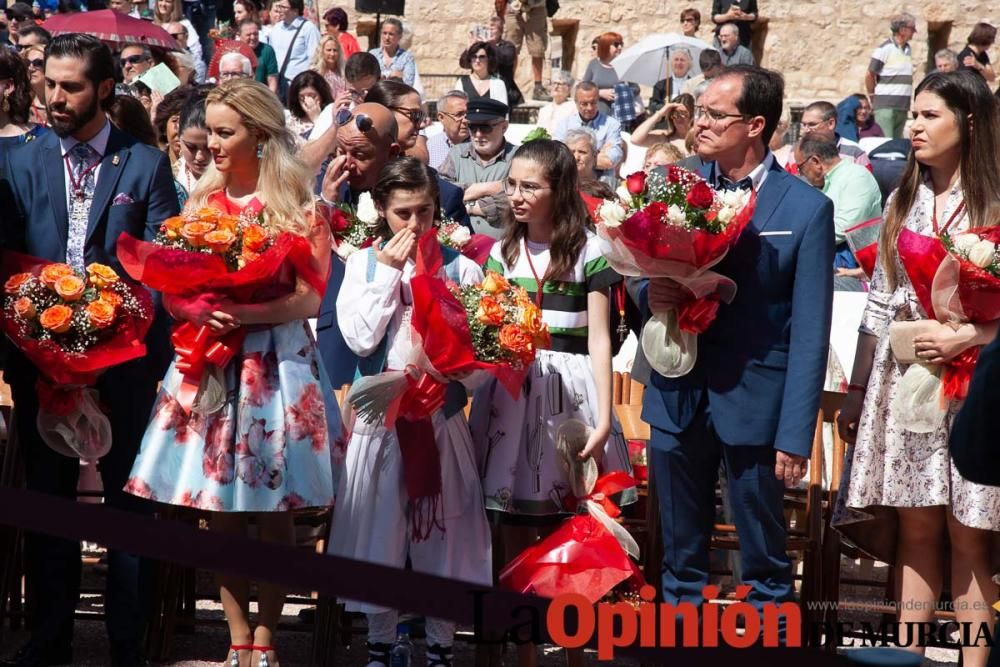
[
  {"x1": 336, "y1": 107, "x2": 374, "y2": 133},
  {"x1": 26, "y1": 58, "x2": 43, "y2": 69},
  {"x1": 468, "y1": 121, "x2": 502, "y2": 134},
  {"x1": 120, "y1": 54, "x2": 150, "y2": 66},
  {"x1": 389, "y1": 105, "x2": 425, "y2": 126}
]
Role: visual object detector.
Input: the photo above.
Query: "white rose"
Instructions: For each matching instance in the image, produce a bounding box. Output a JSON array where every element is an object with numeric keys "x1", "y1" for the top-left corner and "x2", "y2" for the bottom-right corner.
[
  {"x1": 666, "y1": 204, "x2": 687, "y2": 227},
  {"x1": 616, "y1": 185, "x2": 633, "y2": 204},
  {"x1": 355, "y1": 192, "x2": 379, "y2": 226},
  {"x1": 335, "y1": 241, "x2": 359, "y2": 260},
  {"x1": 449, "y1": 226, "x2": 472, "y2": 246},
  {"x1": 716, "y1": 206, "x2": 736, "y2": 225},
  {"x1": 953, "y1": 233, "x2": 981, "y2": 254},
  {"x1": 598, "y1": 200, "x2": 627, "y2": 228},
  {"x1": 968, "y1": 239, "x2": 996, "y2": 269},
  {"x1": 716, "y1": 189, "x2": 748, "y2": 210}
]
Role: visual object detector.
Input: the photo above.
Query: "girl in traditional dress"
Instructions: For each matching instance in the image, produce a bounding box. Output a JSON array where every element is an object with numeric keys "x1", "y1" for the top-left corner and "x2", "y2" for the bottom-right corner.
[
  {"x1": 835, "y1": 71, "x2": 1000, "y2": 667},
  {"x1": 468, "y1": 139, "x2": 632, "y2": 665},
  {"x1": 329, "y1": 158, "x2": 492, "y2": 667},
  {"x1": 125, "y1": 79, "x2": 339, "y2": 667}
]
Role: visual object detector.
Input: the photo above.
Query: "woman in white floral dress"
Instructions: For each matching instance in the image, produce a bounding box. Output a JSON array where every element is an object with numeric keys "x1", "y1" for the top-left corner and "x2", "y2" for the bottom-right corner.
[{"x1": 834, "y1": 71, "x2": 1000, "y2": 666}]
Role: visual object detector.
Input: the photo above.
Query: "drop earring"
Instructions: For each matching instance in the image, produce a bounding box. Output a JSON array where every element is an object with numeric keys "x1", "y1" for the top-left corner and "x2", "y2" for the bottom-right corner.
[{"x1": 256, "y1": 143, "x2": 264, "y2": 159}]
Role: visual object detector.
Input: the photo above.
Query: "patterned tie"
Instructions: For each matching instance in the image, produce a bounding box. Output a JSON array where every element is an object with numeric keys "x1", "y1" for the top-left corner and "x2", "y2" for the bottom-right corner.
[
  {"x1": 718, "y1": 176, "x2": 753, "y2": 192},
  {"x1": 66, "y1": 143, "x2": 100, "y2": 271}
]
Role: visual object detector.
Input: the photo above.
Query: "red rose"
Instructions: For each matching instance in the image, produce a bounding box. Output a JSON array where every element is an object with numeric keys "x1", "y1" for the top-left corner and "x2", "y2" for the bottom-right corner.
[
  {"x1": 685, "y1": 181, "x2": 715, "y2": 209},
  {"x1": 326, "y1": 207, "x2": 351, "y2": 234},
  {"x1": 625, "y1": 171, "x2": 647, "y2": 195},
  {"x1": 666, "y1": 165, "x2": 684, "y2": 184}
]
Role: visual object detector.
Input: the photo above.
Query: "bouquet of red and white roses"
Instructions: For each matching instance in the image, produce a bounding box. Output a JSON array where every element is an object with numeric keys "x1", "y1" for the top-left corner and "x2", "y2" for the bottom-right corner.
[
  {"x1": 595, "y1": 167, "x2": 756, "y2": 377},
  {"x1": 323, "y1": 192, "x2": 379, "y2": 259},
  {"x1": 436, "y1": 219, "x2": 494, "y2": 266}
]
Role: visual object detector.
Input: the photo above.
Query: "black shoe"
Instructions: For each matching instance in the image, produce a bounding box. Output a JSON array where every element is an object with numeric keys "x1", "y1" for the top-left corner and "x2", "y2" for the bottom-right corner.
[
  {"x1": 110, "y1": 642, "x2": 148, "y2": 667},
  {"x1": 366, "y1": 641, "x2": 391, "y2": 666},
  {"x1": 0, "y1": 642, "x2": 73, "y2": 667}
]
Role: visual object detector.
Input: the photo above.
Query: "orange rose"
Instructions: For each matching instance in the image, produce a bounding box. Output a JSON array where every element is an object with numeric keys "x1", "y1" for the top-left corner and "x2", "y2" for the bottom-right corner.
[
  {"x1": 13, "y1": 296, "x2": 36, "y2": 319},
  {"x1": 205, "y1": 229, "x2": 236, "y2": 253},
  {"x1": 39, "y1": 305, "x2": 73, "y2": 333},
  {"x1": 181, "y1": 221, "x2": 216, "y2": 247},
  {"x1": 99, "y1": 288, "x2": 123, "y2": 309},
  {"x1": 40, "y1": 263, "x2": 74, "y2": 288},
  {"x1": 85, "y1": 299, "x2": 116, "y2": 329},
  {"x1": 475, "y1": 295, "x2": 506, "y2": 327},
  {"x1": 481, "y1": 271, "x2": 510, "y2": 295},
  {"x1": 498, "y1": 323, "x2": 535, "y2": 362},
  {"x1": 519, "y1": 301, "x2": 545, "y2": 333},
  {"x1": 54, "y1": 275, "x2": 86, "y2": 301},
  {"x1": 216, "y1": 215, "x2": 239, "y2": 233},
  {"x1": 533, "y1": 326, "x2": 552, "y2": 350},
  {"x1": 242, "y1": 223, "x2": 270, "y2": 252},
  {"x1": 86, "y1": 263, "x2": 119, "y2": 289},
  {"x1": 192, "y1": 207, "x2": 222, "y2": 224},
  {"x1": 4, "y1": 272, "x2": 32, "y2": 293},
  {"x1": 239, "y1": 249, "x2": 261, "y2": 269},
  {"x1": 161, "y1": 215, "x2": 185, "y2": 239}
]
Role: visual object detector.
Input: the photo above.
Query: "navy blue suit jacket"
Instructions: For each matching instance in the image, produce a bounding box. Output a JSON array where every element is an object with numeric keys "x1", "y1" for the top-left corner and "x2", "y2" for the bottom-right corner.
[
  {"x1": 641, "y1": 158, "x2": 835, "y2": 458},
  {"x1": 0, "y1": 125, "x2": 179, "y2": 387}
]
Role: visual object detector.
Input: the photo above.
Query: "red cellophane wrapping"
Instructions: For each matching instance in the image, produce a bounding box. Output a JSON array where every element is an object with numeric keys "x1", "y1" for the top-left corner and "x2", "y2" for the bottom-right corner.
[
  {"x1": 115, "y1": 201, "x2": 330, "y2": 413},
  {"x1": 897, "y1": 227, "x2": 1000, "y2": 402},
  {"x1": 1, "y1": 250, "x2": 154, "y2": 459},
  {"x1": 499, "y1": 472, "x2": 644, "y2": 603}
]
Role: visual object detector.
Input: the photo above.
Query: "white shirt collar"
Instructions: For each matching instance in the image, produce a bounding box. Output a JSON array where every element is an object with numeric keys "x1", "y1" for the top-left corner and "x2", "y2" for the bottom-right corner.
[
  {"x1": 711, "y1": 151, "x2": 773, "y2": 192},
  {"x1": 59, "y1": 120, "x2": 112, "y2": 159}
]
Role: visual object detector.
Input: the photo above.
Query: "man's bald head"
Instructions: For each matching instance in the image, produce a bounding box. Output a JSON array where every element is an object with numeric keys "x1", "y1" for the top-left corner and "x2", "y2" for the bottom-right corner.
[{"x1": 336, "y1": 103, "x2": 401, "y2": 191}]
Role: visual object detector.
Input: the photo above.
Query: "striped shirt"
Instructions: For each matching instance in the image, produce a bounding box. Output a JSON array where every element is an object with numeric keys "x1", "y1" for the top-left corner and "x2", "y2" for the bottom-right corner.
[
  {"x1": 868, "y1": 37, "x2": 913, "y2": 111},
  {"x1": 484, "y1": 232, "x2": 621, "y2": 355}
]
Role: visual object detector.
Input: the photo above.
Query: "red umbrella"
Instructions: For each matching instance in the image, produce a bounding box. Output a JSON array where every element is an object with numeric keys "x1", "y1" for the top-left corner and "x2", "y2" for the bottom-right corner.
[{"x1": 42, "y1": 10, "x2": 181, "y2": 50}]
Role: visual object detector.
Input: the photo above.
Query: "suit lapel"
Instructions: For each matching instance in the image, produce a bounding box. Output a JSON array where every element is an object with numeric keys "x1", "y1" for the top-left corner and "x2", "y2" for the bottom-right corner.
[
  {"x1": 750, "y1": 169, "x2": 792, "y2": 235},
  {"x1": 85, "y1": 127, "x2": 130, "y2": 245},
  {"x1": 43, "y1": 136, "x2": 69, "y2": 249}
]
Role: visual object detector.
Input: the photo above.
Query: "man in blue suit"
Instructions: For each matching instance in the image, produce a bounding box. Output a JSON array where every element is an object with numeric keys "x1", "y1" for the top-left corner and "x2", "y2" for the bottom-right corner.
[
  {"x1": 0, "y1": 35, "x2": 178, "y2": 667},
  {"x1": 316, "y1": 102, "x2": 469, "y2": 387},
  {"x1": 642, "y1": 65, "x2": 834, "y2": 624}
]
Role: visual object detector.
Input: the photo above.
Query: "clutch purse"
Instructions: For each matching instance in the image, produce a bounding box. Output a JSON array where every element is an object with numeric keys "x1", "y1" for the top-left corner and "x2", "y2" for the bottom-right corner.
[{"x1": 888, "y1": 320, "x2": 949, "y2": 365}]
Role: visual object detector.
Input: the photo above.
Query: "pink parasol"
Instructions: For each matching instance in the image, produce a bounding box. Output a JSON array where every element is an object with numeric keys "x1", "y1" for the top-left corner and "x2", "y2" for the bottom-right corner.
[{"x1": 43, "y1": 10, "x2": 181, "y2": 50}]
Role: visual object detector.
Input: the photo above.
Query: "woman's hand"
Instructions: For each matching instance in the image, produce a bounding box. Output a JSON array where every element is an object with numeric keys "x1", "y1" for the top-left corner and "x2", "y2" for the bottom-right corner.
[
  {"x1": 164, "y1": 293, "x2": 240, "y2": 334},
  {"x1": 333, "y1": 89, "x2": 353, "y2": 113},
  {"x1": 598, "y1": 88, "x2": 616, "y2": 103},
  {"x1": 579, "y1": 422, "x2": 611, "y2": 459},
  {"x1": 836, "y1": 388, "x2": 866, "y2": 445},
  {"x1": 914, "y1": 324, "x2": 978, "y2": 365},
  {"x1": 375, "y1": 229, "x2": 416, "y2": 269},
  {"x1": 301, "y1": 93, "x2": 322, "y2": 121}
]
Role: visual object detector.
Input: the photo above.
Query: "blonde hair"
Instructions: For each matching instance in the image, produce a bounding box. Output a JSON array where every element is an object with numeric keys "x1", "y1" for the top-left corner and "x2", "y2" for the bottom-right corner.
[
  {"x1": 153, "y1": 0, "x2": 182, "y2": 23},
  {"x1": 188, "y1": 79, "x2": 314, "y2": 236},
  {"x1": 644, "y1": 142, "x2": 684, "y2": 167},
  {"x1": 311, "y1": 34, "x2": 344, "y2": 78}
]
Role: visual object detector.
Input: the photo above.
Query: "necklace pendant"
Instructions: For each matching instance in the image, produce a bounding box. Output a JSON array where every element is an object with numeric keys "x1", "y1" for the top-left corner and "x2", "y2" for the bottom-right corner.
[
  {"x1": 617, "y1": 321, "x2": 628, "y2": 342},
  {"x1": 74, "y1": 189, "x2": 86, "y2": 200}
]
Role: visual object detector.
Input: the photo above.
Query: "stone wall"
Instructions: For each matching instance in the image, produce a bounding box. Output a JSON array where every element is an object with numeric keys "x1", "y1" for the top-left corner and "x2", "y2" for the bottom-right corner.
[{"x1": 324, "y1": 0, "x2": 996, "y2": 105}]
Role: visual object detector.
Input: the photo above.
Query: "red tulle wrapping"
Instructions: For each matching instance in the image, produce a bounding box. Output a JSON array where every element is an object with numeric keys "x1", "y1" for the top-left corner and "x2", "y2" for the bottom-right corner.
[
  {"x1": 677, "y1": 295, "x2": 721, "y2": 334},
  {"x1": 896, "y1": 228, "x2": 1000, "y2": 401},
  {"x1": 36, "y1": 382, "x2": 86, "y2": 417},
  {"x1": 499, "y1": 514, "x2": 644, "y2": 603},
  {"x1": 0, "y1": 251, "x2": 153, "y2": 389},
  {"x1": 407, "y1": 233, "x2": 530, "y2": 403},
  {"x1": 501, "y1": 472, "x2": 643, "y2": 603}
]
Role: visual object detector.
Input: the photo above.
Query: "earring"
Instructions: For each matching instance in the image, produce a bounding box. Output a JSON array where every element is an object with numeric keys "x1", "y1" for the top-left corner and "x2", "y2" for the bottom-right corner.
[
  {"x1": 256, "y1": 143, "x2": 264, "y2": 159},
  {"x1": 1, "y1": 98, "x2": 8, "y2": 114}
]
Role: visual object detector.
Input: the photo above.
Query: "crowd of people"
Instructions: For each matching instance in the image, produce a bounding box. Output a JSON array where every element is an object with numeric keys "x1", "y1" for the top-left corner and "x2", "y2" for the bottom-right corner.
[{"x1": 1, "y1": 2, "x2": 1000, "y2": 667}]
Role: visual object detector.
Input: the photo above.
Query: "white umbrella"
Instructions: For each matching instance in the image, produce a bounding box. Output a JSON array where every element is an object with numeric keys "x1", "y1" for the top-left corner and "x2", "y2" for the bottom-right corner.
[{"x1": 612, "y1": 33, "x2": 712, "y2": 87}]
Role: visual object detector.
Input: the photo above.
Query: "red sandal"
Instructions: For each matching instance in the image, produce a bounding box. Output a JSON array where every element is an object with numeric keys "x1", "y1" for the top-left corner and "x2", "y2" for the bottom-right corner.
[
  {"x1": 251, "y1": 645, "x2": 276, "y2": 667},
  {"x1": 229, "y1": 644, "x2": 253, "y2": 667}
]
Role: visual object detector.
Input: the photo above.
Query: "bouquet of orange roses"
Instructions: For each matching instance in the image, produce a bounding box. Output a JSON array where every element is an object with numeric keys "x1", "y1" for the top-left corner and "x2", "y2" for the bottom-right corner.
[
  {"x1": 117, "y1": 196, "x2": 327, "y2": 415},
  {"x1": 1, "y1": 254, "x2": 153, "y2": 460}
]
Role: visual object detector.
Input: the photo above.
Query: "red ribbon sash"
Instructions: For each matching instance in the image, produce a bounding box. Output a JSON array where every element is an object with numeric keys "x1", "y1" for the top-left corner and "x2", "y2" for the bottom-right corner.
[{"x1": 170, "y1": 321, "x2": 246, "y2": 413}]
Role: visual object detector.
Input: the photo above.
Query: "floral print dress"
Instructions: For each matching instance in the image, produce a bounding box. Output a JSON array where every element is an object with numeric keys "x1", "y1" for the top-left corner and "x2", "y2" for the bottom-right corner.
[
  {"x1": 125, "y1": 195, "x2": 340, "y2": 512},
  {"x1": 833, "y1": 177, "x2": 1000, "y2": 562}
]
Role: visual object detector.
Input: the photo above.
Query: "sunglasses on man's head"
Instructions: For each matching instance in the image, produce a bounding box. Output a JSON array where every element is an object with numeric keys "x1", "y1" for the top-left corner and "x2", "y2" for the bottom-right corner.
[
  {"x1": 120, "y1": 54, "x2": 150, "y2": 66},
  {"x1": 336, "y1": 107, "x2": 374, "y2": 133}
]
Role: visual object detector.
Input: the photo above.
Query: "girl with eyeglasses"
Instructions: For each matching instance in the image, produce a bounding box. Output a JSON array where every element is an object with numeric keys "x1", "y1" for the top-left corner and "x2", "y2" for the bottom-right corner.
[
  {"x1": 469, "y1": 139, "x2": 633, "y2": 666},
  {"x1": 330, "y1": 157, "x2": 492, "y2": 667},
  {"x1": 582, "y1": 31, "x2": 625, "y2": 118},
  {"x1": 0, "y1": 48, "x2": 46, "y2": 170}
]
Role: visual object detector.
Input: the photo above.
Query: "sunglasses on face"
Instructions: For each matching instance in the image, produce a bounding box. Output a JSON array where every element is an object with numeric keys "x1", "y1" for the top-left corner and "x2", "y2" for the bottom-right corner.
[
  {"x1": 469, "y1": 121, "x2": 501, "y2": 134},
  {"x1": 26, "y1": 58, "x2": 43, "y2": 69},
  {"x1": 612, "y1": 42, "x2": 623, "y2": 47},
  {"x1": 470, "y1": 54, "x2": 488, "y2": 61},
  {"x1": 389, "y1": 105, "x2": 425, "y2": 126},
  {"x1": 336, "y1": 107, "x2": 374, "y2": 133},
  {"x1": 120, "y1": 55, "x2": 150, "y2": 66}
]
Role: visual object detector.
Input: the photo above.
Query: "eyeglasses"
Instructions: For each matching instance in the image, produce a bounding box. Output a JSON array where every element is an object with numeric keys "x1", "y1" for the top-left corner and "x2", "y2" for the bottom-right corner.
[
  {"x1": 219, "y1": 71, "x2": 247, "y2": 80},
  {"x1": 120, "y1": 54, "x2": 150, "y2": 66},
  {"x1": 694, "y1": 105, "x2": 749, "y2": 123},
  {"x1": 503, "y1": 179, "x2": 550, "y2": 201},
  {"x1": 389, "y1": 105, "x2": 426, "y2": 126},
  {"x1": 550, "y1": 81, "x2": 570, "y2": 87},
  {"x1": 469, "y1": 121, "x2": 502, "y2": 134},
  {"x1": 336, "y1": 108, "x2": 374, "y2": 133},
  {"x1": 26, "y1": 58, "x2": 43, "y2": 69},
  {"x1": 799, "y1": 120, "x2": 828, "y2": 131},
  {"x1": 348, "y1": 86, "x2": 370, "y2": 100},
  {"x1": 271, "y1": 3, "x2": 289, "y2": 8},
  {"x1": 470, "y1": 54, "x2": 488, "y2": 61},
  {"x1": 439, "y1": 110, "x2": 467, "y2": 121}
]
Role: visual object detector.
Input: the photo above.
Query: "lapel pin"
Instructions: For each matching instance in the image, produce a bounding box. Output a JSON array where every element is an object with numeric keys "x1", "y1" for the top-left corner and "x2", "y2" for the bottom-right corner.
[{"x1": 112, "y1": 154, "x2": 120, "y2": 166}]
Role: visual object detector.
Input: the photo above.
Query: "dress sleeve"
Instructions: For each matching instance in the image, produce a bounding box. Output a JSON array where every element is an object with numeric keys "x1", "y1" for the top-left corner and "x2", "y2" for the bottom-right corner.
[
  {"x1": 336, "y1": 250, "x2": 404, "y2": 356},
  {"x1": 583, "y1": 237, "x2": 621, "y2": 291}
]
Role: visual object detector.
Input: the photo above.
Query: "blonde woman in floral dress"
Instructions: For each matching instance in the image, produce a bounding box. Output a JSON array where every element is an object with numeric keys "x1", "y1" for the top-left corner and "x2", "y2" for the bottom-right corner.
[
  {"x1": 834, "y1": 71, "x2": 1000, "y2": 667},
  {"x1": 124, "y1": 80, "x2": 338, "y2": 667}
]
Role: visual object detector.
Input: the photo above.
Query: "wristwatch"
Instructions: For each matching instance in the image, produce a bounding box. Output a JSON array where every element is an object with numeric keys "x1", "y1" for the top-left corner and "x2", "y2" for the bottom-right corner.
[{"x1": 466, "y1": 201, "x2": 476, "y2": 214}]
